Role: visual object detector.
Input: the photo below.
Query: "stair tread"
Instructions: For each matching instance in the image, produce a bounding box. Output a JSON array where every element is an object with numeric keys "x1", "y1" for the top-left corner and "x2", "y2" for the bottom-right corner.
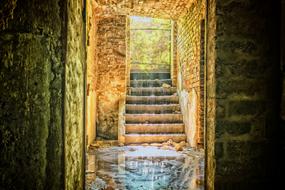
[
  {"x1": 125, "y1": 133, "x2": 186, "y2": 136},
  {"x1": 129, "y1": 87, "x2": 175, "y2": 89},
  {"x1": 126, "y1": 104, "x2": 181, "y2": 113},
  {"x1": 127, "y1": 95, "x2": 178, "y2": 98},
  {"x1": 130, "y1": 72, "x2": 171, "y2": 80},
  {"x1": 131, "y1": 69, "x2": 170, "y2": 72},
  {"x1": 125, "y1": 123, "x2": 184, "y2": 126},
  {"x1": 125, "y1": 114, "x2": 183, "y2": 124},
  {"x1": 130, "y1": 79, "x2": 172, "y2": 87},
  {"x1": 131, "y1": 72, "x2": 171, "y2": 74},
  {"x1": 124, "y1": 133, "x2": 187, "y2": 144},
  {"x1": 130, "y1": 79, "x2": 172, "y2": 82},
  {"x1": 126, "y1": 104, "x2": 180, "y2": 107},
  {"x1": 126, "y1": 96, "x2": 179, "y2": 104},
  {"x1": 125, "y1": 123, "x2": 184, "y2": 134},
  {"x1": 125, "y1": 113, "x2": 182, "y2": 116},
  {"x1": 128, "y1": 87, "x2": 176, "y2": 96}
]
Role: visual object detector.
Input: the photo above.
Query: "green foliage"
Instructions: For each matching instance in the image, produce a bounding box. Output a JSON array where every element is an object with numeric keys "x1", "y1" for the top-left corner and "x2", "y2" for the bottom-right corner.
[
  {"x1": 130, "y1": 16, "x2": 172, "y2": 66},
  {"x1": 130, "y1": 16, "x2": 172, "y2": 30}
]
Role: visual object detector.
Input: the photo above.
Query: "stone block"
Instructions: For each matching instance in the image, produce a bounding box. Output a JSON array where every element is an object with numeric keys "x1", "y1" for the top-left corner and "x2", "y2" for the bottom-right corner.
[
  {"x1": 226, "y1": 141, "x2": 267, "y2": 161},
  {"x1": 216, "y1": 120, "x2": 251, "y2": 137},
  {"x1": 215, "y1": 142, "x2": 224, "y2": 158},
  {"x1": 228, "y1": 100, "x2": 265, "y2": 116},
  {"x1": 216, "y1": 79, "x2": 266, "y2": 98}
]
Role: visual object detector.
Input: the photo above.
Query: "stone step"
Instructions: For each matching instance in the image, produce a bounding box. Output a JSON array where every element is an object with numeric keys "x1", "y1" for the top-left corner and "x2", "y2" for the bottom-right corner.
[
  {"x1": 128, "y1": 87, "x2": 176, "y2": 96},
  {"x1": 131, "y1": 69, "x2": 170, "y2": 73},
  {"x1": 125, "y1": 123, "x2": 184, "y2": 134},
  {"x1": 126, "y1": 104, "x2": 180, "y2": 114},
  {"x1": 126, "y1": 95, "x2": 179, "y2": 104},
  {"x1": 130, "y1": 72, "x2": 171, "y2": 80},
  {"x1": 125, "y1": 114, "x2": 183, "y2": 124},
  {"x1": 130, "y1": 79, "x2": 172, "y2": 87},
  {"x1": 131, "y1": 63, "x2": 170, "y2": 72},
  {"x1": 124, "y1": 134, "x2": 187, "y2": 144}
]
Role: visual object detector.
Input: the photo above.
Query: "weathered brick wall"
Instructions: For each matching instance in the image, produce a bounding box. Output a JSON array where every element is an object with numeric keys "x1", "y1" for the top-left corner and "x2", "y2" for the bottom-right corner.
[
  {"x1": 171, "y1": 21, "x2": 178, "y2": 86},
  {"x1": 213, "y1": 0, "x2": 280, "y2": 188},
  {"x1": 96, "y1": 15, "x2": 126, "y2": 140},
  {"x1": 177, "y1": 0, "x2": 206, "y2": 147},
  {"x1": 0, "y1": 0, "x2": 65, "y2": 189}
]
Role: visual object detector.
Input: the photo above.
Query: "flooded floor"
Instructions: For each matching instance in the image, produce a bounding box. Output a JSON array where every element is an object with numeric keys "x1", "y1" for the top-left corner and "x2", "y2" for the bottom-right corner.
[{"x1": 86, "y1": 146, "x2": 204, "y2": 190}]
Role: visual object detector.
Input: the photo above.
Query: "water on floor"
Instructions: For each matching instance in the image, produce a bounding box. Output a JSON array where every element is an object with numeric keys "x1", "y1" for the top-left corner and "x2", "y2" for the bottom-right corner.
[{"x1": 86, "y1": 146, "x2": 204, "y2": 190}]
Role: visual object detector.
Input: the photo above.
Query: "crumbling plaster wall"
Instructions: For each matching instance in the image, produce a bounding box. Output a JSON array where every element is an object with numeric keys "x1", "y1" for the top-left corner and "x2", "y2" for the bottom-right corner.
[
  {"x1": 96, "y1": 15, "x2": 127, "y2": 140},
  {"x1": 86, "y1": 0, "x2": 100, "y2": 147}
]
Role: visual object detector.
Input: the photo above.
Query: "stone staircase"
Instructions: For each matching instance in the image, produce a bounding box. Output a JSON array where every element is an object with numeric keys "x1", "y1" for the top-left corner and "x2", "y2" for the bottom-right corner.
[{"x1": 124, "y1": 69, "x2": 186, "y2": 144}]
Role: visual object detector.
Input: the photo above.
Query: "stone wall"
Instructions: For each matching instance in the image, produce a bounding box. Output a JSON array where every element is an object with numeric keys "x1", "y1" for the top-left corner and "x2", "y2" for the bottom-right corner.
[
  {"x1": 86, "y1": 0, "x2": 100, "y2": 147},
  {"x1": 0, "y1": 0, "x2": 65, "y2": 189},
  {"x1": 96, "y1": 0, "x2": 196, "y2": 19},
  {"x1": 177, "y1": 0, "x2": 206, "y2": 147},
  {"x1": 0, "y1": 0, "x2": 17, "y2": 30},
  {"x1": 213, "y1": 0, "x2": 280, "y2": 189},
  {"x1": 205, "y1": 0, "x2": 217, "y2": 189},
  {"x1": 96, "y1": 15, "x2": 127, "y2": 140},
  {"x1": 64, "y1": 0, "x2": 85, "y2": 189}
]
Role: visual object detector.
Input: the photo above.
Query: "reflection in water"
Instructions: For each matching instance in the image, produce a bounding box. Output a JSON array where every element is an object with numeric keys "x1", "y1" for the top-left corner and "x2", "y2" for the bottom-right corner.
[{"x1": 86, "y1": 146, "x2": 204, "y2": 190}]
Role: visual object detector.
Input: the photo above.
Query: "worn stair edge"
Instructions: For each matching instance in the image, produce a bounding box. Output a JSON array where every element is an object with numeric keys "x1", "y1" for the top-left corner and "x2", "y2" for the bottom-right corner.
[
  {"x1": 125, "y1": 113, "x2": 183, "y2": 123},
  {"x1": 130, "y1": 79, "x2": 172, "y2": 87},
  {"x1": 126, "y1": 95, "x2": 179, "y2": 104},
  {"x1": 131, "y1": 69, "x2": 170, "y2": 73},
  {"x1": 124, "y1": 134, "x2": 187, "y2": 144},
  {"x1": 126, "y1": 104, "x2": 181, "y2": 114},
  {"x1": 128, "y1": 87, "x2": 177, "y2": 96},
  {"x1": 130, "y1": 72, "x2": 171, "y2": 80},
  {"x1": 125, "y1": 123, "x2": 184, "y2": 134},
  {"x1": 129, "y1": 87, "x2": 176, "y2": 91}
]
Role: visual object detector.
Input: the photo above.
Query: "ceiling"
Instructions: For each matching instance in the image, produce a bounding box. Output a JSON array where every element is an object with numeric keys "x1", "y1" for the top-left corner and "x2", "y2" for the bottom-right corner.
[{"x1": 96, "y1": 0, "x2": 196, "y2": 19}]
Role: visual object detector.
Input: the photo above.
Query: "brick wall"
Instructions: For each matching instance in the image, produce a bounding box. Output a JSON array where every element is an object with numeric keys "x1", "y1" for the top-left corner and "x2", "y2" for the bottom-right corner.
[
  {"x1": 96, "y1": 15, "x2": 126, "y2": 140},
  {"x1": 177, "y1": 0, "x2": 206, "y2": 147},
  {"x1": 171, "y1": 21, "x2": 178, "y2": 86}
]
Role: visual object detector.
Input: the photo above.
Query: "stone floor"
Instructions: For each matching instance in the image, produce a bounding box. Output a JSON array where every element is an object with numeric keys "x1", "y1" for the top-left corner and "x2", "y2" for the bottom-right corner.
[{"x1": 86, "y1": 145, "x2": 204, "y2": 190}]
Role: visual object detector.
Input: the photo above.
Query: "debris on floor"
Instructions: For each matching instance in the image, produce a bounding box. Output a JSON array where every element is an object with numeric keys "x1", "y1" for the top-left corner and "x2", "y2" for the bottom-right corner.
[{"x1": 86, "y1": 145, "x2": 204, "y2": 190}]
